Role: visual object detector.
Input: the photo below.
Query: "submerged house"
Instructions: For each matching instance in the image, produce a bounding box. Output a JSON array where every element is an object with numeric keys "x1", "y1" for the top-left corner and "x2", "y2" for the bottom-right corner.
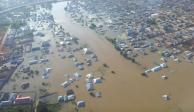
[
  {"x1": 77, "y1": 100, "x2": 85, "y2": 108},
  {"x1": 162, "y1": 95, "x2": 171, "y2": 101},
  {"x1": 42, "y1": 68, "x2": 52, "y2": 79},
  {"x1": 151, "y1": 66, "x2": 162, "y2": 72},
  {"x1": 86, "y1": 83, "x2": 94, "y2": 91},
  {"x1": 144, "y1": 69, "x2": 151, "y2": 74},
  {"x1": 83, "y1": 48, "x2": 92, "y2": 55},
  {"x1": 160, "y1": 63, "x2": 167, "y2": 68},
  {"x1": 61, "y1": 81, "x2": 70, "y2": 88},
  {"x1": 67, "y1": 94, "x2": 75, "y2": 101},
  {"x1": 74, "y1": 72, "x2": 81, "y2": 80},
  {"x1": 86, "y1": 74, "x2": 94, "y2": 83},
  {"x1": 58, "y1": 96, "x2": 67, "y2": 103},
  {"x1": 93, "y1": 77, "x2": 102, "y2": 84}
]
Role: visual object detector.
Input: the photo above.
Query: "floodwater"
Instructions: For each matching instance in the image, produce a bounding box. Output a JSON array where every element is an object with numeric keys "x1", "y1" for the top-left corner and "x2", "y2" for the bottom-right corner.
[
  {"x1": 1, "y1": 1, "x2": 194, "y2": 112},
  {"x1": 50, "y1": 2, "x2": 194, "y2": 112}
]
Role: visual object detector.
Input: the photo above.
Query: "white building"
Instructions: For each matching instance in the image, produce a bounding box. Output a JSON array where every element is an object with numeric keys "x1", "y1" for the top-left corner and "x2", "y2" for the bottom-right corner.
[
  {"x1": 151, "y1": 66, "x2": 162, "y2": 72},
  {"x1": 67, "y1": 94, "x2": 75, "y2": 101},
  {"x1": 93, "y1": 77, "x2": 102, "y2": 84},
  {"x1": 160, "y1": 63, "x2": 167, "y2": 68}
]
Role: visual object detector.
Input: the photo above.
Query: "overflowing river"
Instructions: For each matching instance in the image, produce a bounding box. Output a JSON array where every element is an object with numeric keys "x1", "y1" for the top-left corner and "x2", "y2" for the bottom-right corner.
[{"x1": 50, "y1": 2, "x2": 194, "y2": 112}]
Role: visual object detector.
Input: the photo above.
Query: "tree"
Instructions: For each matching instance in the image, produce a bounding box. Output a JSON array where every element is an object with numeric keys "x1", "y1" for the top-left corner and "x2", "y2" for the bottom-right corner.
[
  {"x1": 89, "y1": 23, "x2": 96, "y2": 29},
  {"x1": 35, "y1": 70, "x2": 39, "y2": 75},
  {"x1": 37, "y1": 102, "x2": 48, "y2": 112}
]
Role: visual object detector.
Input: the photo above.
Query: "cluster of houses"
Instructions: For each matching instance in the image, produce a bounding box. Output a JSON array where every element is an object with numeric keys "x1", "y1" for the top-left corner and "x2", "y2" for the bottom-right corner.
[
  {"x1": 60, "y1": 73, "x2": 102, "y2": 91},
  {"x1": 59, "y1": 72, "x2": 85, "y2": 108},
  {"x1": 63, "y1": 0, "x2": 194, "y2": 67},
  {"x1": 58, "y1": 89, "x2": 85, "y2": 108},
  {"x1": 64, "y1": 0, "x2": 164, "y2": 34},
  {"x1": 61, "y1": 72, "x2": 81, "y2": 88},
  {"x1": 0, "y1": 92, "x2": 32, "y2": 107},
  {"x1": 59, "y1": 73, "x2": 102, "y2": 108},
  {"x1": 54, "y1": 25, "x2": 98, "y2": 71},
  {"x1": 86, "y1": 74, "x2": 102, "y2": 91}
]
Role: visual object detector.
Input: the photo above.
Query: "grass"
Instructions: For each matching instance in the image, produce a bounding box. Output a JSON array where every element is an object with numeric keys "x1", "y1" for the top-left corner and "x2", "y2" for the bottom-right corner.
[
  {"x1": 37, "y1": 103, "x2": 62, "y2": 112},
  {"x1": 0, "y1": 105, "x2": 32, "y2": 112},
  {"x1": 46, "y1": 103, "x2": 61, "y2": 112}
]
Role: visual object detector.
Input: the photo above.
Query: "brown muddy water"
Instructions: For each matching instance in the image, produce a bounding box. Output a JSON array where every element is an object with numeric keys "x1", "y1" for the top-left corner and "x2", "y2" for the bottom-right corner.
[{"x1": 50, "y1": 2, "x2": 194, "y2": 112}]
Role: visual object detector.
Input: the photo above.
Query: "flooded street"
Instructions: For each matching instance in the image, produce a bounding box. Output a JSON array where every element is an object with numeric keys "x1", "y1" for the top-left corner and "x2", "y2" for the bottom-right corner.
[{"x1": 49, "y1": 2, "x2": 194, "y2": 112}]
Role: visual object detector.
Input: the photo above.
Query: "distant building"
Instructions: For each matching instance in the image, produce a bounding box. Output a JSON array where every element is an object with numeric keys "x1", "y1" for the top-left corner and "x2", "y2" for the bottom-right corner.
[
  {"x1": 0, "y1": 93, "x2": 17, "y2": 107},
  {"x1": 14, "y1": 96, "x2": 32, "y2": 105}
]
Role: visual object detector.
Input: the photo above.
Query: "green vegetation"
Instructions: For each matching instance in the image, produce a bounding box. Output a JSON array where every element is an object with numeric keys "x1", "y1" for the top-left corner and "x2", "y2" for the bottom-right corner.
[
  {"x1": 37, "y1": 102, "x2": 61, "y2": 112},
  {"x1": 89, "y1": 23, "x2": 97, "y2": 29},
  {"x1": 11, "y1": 21, "x2": 26, "y2": 29},
  {"x1": 0, "y1": 105, "x2": 31, "y2": 112},
  {"x1": 105, "y1": 36, "x2": 141, "y2": 65},
  {"x1": 105, "y1": 36, "x2": 116, "y2": 44}
]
